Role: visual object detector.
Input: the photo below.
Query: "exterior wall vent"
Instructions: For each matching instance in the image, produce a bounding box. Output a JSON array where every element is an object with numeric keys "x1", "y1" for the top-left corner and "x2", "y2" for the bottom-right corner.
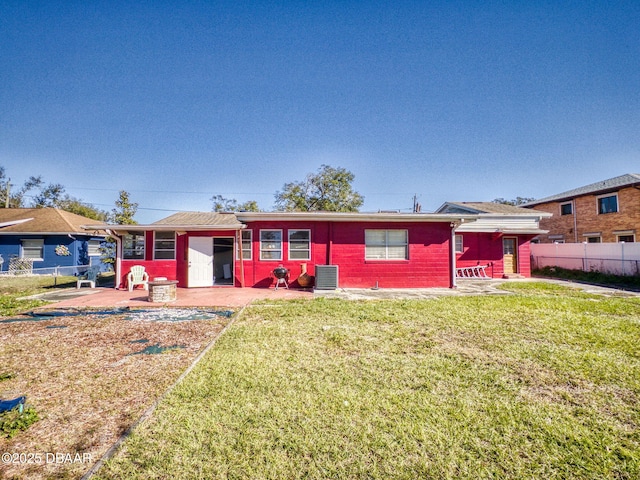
[{"x1": 315, "y1": 265, "x2": 339, "y2": 290}]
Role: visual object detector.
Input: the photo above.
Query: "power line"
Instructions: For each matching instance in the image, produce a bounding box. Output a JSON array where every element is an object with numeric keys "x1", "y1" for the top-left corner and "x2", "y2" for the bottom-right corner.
[
  {"x1": 90, "y1": 203, "x2": 185, "y2": 212},
  {"x1": 66, "y1": 186, "x2": 274, "y2": 196},
  {"x1": 65, "y1": 186, "x2": 419, "y2": 197}
]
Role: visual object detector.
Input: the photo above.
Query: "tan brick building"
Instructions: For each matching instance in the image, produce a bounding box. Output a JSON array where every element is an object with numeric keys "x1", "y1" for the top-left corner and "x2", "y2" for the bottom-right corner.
[{"x1": 523, "y1": 174, "x2": 640, "y2": 243}]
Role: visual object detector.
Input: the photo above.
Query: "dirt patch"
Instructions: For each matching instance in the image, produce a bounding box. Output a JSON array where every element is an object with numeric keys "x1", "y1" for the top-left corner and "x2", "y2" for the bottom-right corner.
[{"x1": 0, "y1": 308, "x2": 232, "y2": 479}]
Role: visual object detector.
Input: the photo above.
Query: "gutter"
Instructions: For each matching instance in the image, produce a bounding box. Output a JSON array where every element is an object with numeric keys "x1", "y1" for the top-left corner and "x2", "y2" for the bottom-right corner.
[
  {"x1": 450, "y1": 221, "x2": 461, "y2": 288},
  {"x1": 235, "y1": 212, "x2": 478, "y2": 223},
  {"x1": 0, "y1": 231, "x2": 108, "y2": 236},
  {"x1": 104, "y1": 230, "x2": 123, "y2": 289},
  {"x1": 0, "y1": 218, "x2": 34, "y2": 228},
  {"x1": 82, "y1": 224, "x2": 245, "y2": 233}
]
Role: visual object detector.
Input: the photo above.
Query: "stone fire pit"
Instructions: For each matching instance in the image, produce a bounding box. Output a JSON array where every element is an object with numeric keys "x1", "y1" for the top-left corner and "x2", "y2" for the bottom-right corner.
[{"x1": 148, "y1": 279, "x2": 179, "y2": 302}]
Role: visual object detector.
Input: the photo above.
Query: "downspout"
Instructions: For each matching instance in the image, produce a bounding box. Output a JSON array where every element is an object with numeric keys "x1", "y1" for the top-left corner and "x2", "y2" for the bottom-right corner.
[
  {"x1": 573, "y1": 199, "x2": 578, "y2": 243},
  {"x1": 67, "y1": 234, "x2": 77, "y2": 270},
  {"x1": 107, "y1": 230, "x2": 123, "y2": 290},
  {"x1": 237, "y1": 228, "x2": 245, "y2": 287},
  {"x1": 450, "y1": 221, "x2": 459, "y2": 289},
  {"x1": 327, "y1": 221, "x2": 333, "y2": 265}
]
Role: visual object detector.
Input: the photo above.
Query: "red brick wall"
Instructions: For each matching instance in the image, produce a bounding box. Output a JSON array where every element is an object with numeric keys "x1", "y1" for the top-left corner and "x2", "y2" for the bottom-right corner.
[
  {"x1": 117, "y1": 223, "x2": 540, "y2": 288},
  {"x1": 242, "y1": 221, "x2": 453, "y2": 288},
  {"x1": 238, "y1": 221, "x2": 329, "y2": 288},
  {"x1": 530, "y1": 186, "x2": 640, "y2": 243},
  {"x1": 328, "y1": 222, "x2": 452, "y2": 288},
  {"x1": 456, "y1": 233, "x2": 534, "y2": 277}
]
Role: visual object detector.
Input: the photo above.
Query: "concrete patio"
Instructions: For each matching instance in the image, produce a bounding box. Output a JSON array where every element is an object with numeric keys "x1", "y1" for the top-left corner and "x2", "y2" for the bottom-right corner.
[
  {"x1": 23, "y1": 278, "x2": 638, "y2": 310},
  {"x1": 26, "y1": 285, "x2": 312, "y2": 308}
]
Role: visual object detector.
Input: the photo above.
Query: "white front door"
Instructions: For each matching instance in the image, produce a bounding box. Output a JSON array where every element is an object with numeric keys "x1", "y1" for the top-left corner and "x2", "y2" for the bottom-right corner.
[{"x1": 188, "y1": 237, "x2": 213, "y2": 287}]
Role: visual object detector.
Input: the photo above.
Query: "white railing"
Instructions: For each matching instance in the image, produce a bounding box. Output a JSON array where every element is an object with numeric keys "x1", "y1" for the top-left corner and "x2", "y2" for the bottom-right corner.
[{"x1": 531, "y1": 243, "x2": 640, "y2": 276}]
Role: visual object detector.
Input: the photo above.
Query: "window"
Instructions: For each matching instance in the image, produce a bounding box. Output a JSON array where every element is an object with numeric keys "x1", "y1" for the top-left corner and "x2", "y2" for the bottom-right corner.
[
  {"x1": 454, "y1": 234, "x2": 463, "y2": 253},
  {"x1": 365, "y1": 230, "x2": 408, "y2": 260},
  {"x1": 237, "y1": 230, "x2": 252, "y2": 260},
  {"x1": 617, "y1": 235, "x2": 635, "y2": 243},
  {"x1": 288, "y1": 230, "x2": 311, "y2": 260},
  {"x1": 586, "y1": 236, "x2": 601, "y2": 244},
  {"x1": 88, "y1": 240, "x2": 101, "y2": 256},
  {"x1": 123, "y1": 232, "x2": 145, "y2": 260},
  {"x1": 597, "y1": 194, "x2": 618, "y2": 214},
  {"x1": 260, "y1": 230, "x2": 282, "y2": 260},
  {"x1": 154, "y1": 231, "x2": 176, "y2": 260},
  {"x1": 22, "y1": 239, "x2": 44, "y2": 260},
  {"x1": 560, "y1": 202, "x2": 573, "y2": 215}
]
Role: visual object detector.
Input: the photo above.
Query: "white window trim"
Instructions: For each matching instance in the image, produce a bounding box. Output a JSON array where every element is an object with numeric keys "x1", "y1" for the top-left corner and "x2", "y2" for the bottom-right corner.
[
  {"x1": 365, "y1": 229, "x2": 409, "y2": 260},
  {"x1": 560, "y1": 201, "x2": 573, "y2": 216},
  {"x1": 153, "y1": 231, "x2": 176, "y2": 260},
  {"x1": 288, "y1": 229, "x2": 311, "y2": 261},
  {"x1": 454, "y1": 234, "x2": 464, "y2": 253},
  {"x1": 584, "y1": 234, "x2": 602, "y2": 243},
  {"x1": 237, "y1": 229, "x2": 252, "y2": 260},
  {"x1": 617, "y1": 234, "x2": 636, "y2": 243},
  {"x1": 21, "y1": 239, "x2": 44, "y2": 261},
  {"x1": 596, "y1": 193, "x2": 618, "y2": 214},
  {"x1": 87, "y1": 240, "x2": 102, "y2": 256},
  {"x1": 123, "y1": 232, "x2": 146, "y2": 260},
  {"x1": 260, "y1": 229, "x2": 283, "y2": 261}
]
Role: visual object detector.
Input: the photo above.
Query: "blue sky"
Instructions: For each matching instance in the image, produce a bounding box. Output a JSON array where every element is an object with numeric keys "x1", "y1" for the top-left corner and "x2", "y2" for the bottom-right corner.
[{"x1": 2, "y1": 1, "x2": 639, "y2": 223}]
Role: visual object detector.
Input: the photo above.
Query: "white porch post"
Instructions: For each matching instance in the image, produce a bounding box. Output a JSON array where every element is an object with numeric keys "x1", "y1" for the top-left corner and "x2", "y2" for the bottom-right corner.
[{"x1": 450, "y1": 222, "x2": 458, "y2": 288}]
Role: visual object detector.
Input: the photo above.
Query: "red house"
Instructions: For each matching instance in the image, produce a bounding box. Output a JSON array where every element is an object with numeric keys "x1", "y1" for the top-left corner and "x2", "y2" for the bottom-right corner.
[
  {"x1": 85, "y1": 207, "x2": 548, "y2": 290},
  {"x1": 436, "y1": 202, "x2": 551, "y2": 278}
]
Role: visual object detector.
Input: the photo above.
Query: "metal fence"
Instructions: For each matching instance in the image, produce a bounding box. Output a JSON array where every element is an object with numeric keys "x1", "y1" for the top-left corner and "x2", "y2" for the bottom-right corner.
[
  {"x1": 0, "y1": 264, "x2": 96, "y2": 277},
  {"x1": 531, "y1": 242, "x2": 640, "y2": 276}
]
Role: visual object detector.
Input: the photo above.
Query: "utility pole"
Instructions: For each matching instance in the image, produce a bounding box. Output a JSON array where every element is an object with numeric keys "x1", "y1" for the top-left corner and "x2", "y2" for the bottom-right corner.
[
  {"x1": 412, "y1": 194, "x2": 421, "y2": 213},
  {"x1": 4, "y1": 179, "x2": 10, "y2": 208}
]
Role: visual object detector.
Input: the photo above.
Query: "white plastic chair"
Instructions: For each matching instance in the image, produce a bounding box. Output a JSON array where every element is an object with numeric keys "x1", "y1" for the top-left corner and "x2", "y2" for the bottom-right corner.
[
  {"x1": 77, "y1": 266, "x2": 100, "y2": 289},
  {"x1": 127, "y1": 265, "x2": 149, "y2": 291}
]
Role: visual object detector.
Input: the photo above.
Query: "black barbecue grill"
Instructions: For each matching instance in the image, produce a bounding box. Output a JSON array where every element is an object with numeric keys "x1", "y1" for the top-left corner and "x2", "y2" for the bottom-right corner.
[{"x1": 272, "y1": 266, "x2": 289, "y2": 290}]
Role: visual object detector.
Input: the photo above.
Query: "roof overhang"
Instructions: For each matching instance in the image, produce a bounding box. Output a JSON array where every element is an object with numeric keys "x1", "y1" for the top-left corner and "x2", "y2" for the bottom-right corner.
[
  {"x1": 234, "y1": 212, "x2": 477, "y2": 223},
  {"x1": 82, "y1": 224, "x2": 245, "y2": 234},
  {"x1": 0, "y1": 230, "x2": 107, "y2": 236},
  {"x1": 83, "y1": 212, "x2": 478, "y2": 234},
  {"x1": 478, "y1": 212, "x2": 553, "y2": 219},
  {"x1": 456, "y1": 226, "x2": 549, "y2": 235},
  {"x1": 498, "y1": 228, "x2": 549, "y2": 234},
  {"x1": 0, "y1": 218, "x2": 34, "y2": 229}
]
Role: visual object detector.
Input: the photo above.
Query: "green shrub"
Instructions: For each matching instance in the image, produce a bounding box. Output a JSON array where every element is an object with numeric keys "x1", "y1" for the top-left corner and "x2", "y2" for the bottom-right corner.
[{"x1": 0, "y1": 406, "x2": 39, "y2": 438}]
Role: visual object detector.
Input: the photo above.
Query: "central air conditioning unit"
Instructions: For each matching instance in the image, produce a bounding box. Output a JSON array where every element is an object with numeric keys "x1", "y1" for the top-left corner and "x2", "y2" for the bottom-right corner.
[{"x1": 314, "y1": 265, "x2": 339, "y2": 290}]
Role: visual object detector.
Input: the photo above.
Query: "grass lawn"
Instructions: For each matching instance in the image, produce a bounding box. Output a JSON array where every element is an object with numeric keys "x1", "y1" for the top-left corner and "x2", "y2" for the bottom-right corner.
[
  {"x1": 96, "y1": 282, "x2": 640, "y2": 479},
  {"x1": 0, "y1": 273, "x2": 115, "y2": 316},
  {"x1": 534, "y1": 266, "x2": 640, "y2": 291}
]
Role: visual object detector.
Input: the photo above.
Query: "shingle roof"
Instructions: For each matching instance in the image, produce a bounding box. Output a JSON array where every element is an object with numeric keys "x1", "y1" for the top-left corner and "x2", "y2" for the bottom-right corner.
[
  {"x1": 437, "y1": 202, "x2": 540, "y2": 215},
  {"x1": 0, "y1": 208, "x2": 106, "y2": 234},
  {"x1": 152, "y1": 211, "x2": 243, "y2": 228},
  {"x1": 523, "y1": 174, "x2": 640, "y2": 206}
]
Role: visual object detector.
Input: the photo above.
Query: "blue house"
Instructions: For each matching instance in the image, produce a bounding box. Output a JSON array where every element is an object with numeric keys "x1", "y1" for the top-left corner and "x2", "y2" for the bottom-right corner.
[{"x1": 0, "y1": 208, "x2": 107, "y2": 274}]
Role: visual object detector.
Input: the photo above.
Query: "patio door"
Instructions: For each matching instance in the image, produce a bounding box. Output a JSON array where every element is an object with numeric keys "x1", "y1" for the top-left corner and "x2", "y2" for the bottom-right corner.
[
  {"x1": 188, "y1": 237, "x2": 213, "y2": 287},
  {"x1": 503, "y1": 237, "x2": 518, "y2": 274},
  {"x1": 213, "y1": 237, "x2": 234, "y2": 286}
]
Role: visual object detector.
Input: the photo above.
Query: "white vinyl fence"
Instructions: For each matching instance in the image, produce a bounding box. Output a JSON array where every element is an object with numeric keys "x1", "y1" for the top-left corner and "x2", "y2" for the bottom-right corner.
[{"x1": 531, "y1": 243, "x2": 640, "y2": 276}]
